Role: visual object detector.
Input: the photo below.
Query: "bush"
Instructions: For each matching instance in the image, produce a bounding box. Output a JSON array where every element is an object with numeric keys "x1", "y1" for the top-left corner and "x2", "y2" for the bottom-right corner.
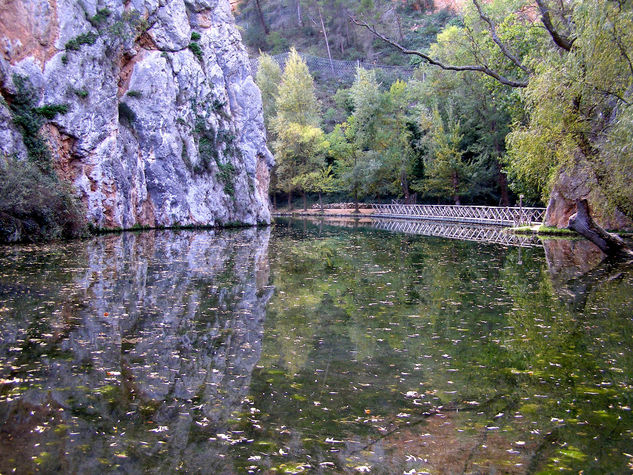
[
  {"x1": 0, "y1": 158, "x2": 86, "y2": 243},
  {"x1": 89, "y1": 8, "x2": 111, "y2": 27},
  {"x1": 65, "y1": 32, "x2": 98, "y2": 51},
  {"x1": 189, "y1": 42, "x2": 203, "y2": 60},
  {"x1": 191, "y1": 31, "x2": 201, "y2": 41},
  {"x1": 35, "y1": 104, "x2": 69, "y2": 119},
  {"x1": 126, "y1": 90, "x2": 142, "y2": 98}
]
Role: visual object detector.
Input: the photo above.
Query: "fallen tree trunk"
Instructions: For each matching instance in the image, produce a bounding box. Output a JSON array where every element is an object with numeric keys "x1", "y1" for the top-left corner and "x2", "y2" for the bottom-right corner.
[{"x1": 567, "y1": 199, "x2": 633, "y2": 258}]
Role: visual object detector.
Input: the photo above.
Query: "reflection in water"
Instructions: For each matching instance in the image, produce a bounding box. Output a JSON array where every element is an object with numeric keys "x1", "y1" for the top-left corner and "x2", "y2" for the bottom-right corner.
[
  {"x1": 373, "y1": 218, "x2": 541, "y2": 247},
  {"x1": 1, "y1": 220, "x2": 633, "y2": 473},
  {"x1": 0, "y1": 228, "x2": 272, "y2": 473}
]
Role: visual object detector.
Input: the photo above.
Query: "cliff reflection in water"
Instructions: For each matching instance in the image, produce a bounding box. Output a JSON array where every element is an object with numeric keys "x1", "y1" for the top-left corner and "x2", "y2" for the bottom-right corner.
[{"x1": 0, "y1": 228, "x2": 273, "y2": 473}]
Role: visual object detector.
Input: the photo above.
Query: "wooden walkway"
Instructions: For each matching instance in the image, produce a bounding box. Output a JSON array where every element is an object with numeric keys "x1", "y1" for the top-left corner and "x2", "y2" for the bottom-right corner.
[
  {"x1": 373, "y1": 218, "x2": 541, "y2": 248},
  {"x1": 370, "y1": 204, "x2": 545, "y2": 226}
]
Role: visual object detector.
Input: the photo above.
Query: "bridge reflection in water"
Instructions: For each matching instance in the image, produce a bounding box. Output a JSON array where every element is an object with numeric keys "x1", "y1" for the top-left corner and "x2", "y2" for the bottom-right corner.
[{"x1": 372, "y1": 218, "x2": 541, "y2": 247}]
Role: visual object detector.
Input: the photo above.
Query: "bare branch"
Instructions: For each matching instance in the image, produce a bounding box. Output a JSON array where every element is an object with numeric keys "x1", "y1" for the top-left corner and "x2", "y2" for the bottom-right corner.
[
  {"x1": 472, "y1": 0, "x2": 531, "y2": 74},
  {"x1": 535, "y1": 0, "x2": 575, "y2": 51},
  {"x1": 350, "y1": 16, "x2": 528, "y2": 88}
]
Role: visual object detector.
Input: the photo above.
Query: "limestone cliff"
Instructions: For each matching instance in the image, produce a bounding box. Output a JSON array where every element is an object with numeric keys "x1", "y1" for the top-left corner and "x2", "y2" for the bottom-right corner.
[{"x1": 0, "y1": 0, "x2": 273, "y2": 230}]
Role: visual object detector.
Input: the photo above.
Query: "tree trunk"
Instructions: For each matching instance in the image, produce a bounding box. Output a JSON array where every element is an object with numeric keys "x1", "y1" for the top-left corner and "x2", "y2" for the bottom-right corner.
[
  {"x1": 354, "y1": 189, "x2": 359, "y2": 213},
  {"x1": 288, "y1": 191, "x2": 292, "y2": 210},
  {"x1": 319, "y1": 7, "x2": 334, "y2": 73},
  {"x1": 319, "y1": 191, "x2": 323, "y2": 213},
  {"x1": 452, "y1": 172, "x2": 461, "y2": 205},
  {"x1": 567, "y1": 199, "x2": 632, "y2": 258},
  {"x1": 303, "y1": 191, "x2": 307, "y2": 211},
  {"x1": 401, "y1": 170, "x2": 410, "y2": 204},
  {"x1": 297, "y1": 0, "x2": 303, "y2": 26},
  {"x1": 497, "y1": 169, "x2": 509, "y2": 206},
  {"x1": 254, "y1": 0, "x2": 269, "y2": 35}
]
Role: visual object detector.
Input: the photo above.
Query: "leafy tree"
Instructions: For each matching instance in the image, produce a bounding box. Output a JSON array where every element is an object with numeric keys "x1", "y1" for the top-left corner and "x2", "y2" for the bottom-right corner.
[
  {"x1": 293, "y1": 164, "x2": 336, "y2": 212},
  {"x1": 416, "y1": 107, "x2": 472, "y2": 204},
  {"x1": 274, "y1": 48, "x2": 320, "y2": 127},
  {"x1": 271, "y1": 48, "x2": 324, "y2": 209},
  {"x1": 273, "y1": 123, "x2": 325, "y2": 209},
  {"x1": 255, "y1": 52, "x2": 282, "y2": 135}
]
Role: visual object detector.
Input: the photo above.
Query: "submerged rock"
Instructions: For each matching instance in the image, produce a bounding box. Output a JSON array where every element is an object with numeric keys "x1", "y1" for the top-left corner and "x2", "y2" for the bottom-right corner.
[{"x1": 0, "y1": 0, "x2": 272, "y2": 231}]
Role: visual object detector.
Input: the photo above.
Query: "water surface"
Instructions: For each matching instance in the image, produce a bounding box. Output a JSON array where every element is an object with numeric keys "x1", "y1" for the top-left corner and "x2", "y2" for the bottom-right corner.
[{"x1": 1, "y1": 219, "x2": 632, "y2": 473}]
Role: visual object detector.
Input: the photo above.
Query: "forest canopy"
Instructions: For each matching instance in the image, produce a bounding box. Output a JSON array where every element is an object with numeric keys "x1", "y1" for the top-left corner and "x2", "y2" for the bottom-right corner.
[{"x1": 246, "y1": 0, "x2": 633, "y2": 230}]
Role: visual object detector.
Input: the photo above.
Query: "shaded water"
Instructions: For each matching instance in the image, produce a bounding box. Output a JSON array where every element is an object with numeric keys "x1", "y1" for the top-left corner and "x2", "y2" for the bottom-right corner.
[{"x1": 0, "y1": 219, "x2": 632, "y2": 473}]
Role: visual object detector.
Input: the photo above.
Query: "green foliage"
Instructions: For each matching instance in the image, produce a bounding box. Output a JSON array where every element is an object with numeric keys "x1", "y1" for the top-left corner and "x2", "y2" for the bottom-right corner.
[
  {"x1": 190, "y1": 31, "x2": 201, "y2": 41},
  {"x1": 0, "y1": 157, "x2": 86, "y2": 242},
  {"x1": 89, "y1": 8, "x2": 111, "y2": 27},
  {"x1": 65, "y1": 32, "x2": 98, "y2": 51},
  {"x1": 274, "y1": 48, "x2": 320, "y2": 127},
  {"x1": 35, "y1": 104, "x2": 69, "y2": 119},
  {"x1": 217, "y1": 160, "x2": 236, "y2": 196},
  {"x1": 2, "y1": 76, "x2": 86, "y2": 242},
  {"x1": 126, "y1": 90, "x2": 142, "y2": 98},
  {"x1": 255, "y1": 53, "x2": 282, "y2": 133},
  {"x1": 505, "y1": 0, "x2": 633, "y2": 217},
  {"x1": 61, "y1": 54, "x2": 68, "y2": 65},
  {"x1": 10, "y1": 76, "x2": 54, "y2": 172},
  {"x1": 107, "y1": 9, "x2": 149, "y2": 45},
  {"x1": 74, "y1": 88, "x2": 89, "y2": 99},
  {"x1": 189, "y1": 42, "x2": 203, "y2": 60}
]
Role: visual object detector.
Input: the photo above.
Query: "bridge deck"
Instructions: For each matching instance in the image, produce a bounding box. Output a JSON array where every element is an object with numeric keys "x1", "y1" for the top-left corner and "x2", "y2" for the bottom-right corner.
[{"x1": 370, "y1": 204, "x2": 545, "y2": 227}]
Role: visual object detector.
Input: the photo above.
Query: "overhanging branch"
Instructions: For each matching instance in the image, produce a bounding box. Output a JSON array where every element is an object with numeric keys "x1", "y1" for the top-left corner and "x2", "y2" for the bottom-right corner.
[
  {"x1": 535, "y1": 0, "x2": 575, "y2": 51},
  {"x1": 349, "y1": 16, "x2": 528, "y2": 88},
  {"x1": 472, "y1": 0, "x2": 531, "y2": 75}
]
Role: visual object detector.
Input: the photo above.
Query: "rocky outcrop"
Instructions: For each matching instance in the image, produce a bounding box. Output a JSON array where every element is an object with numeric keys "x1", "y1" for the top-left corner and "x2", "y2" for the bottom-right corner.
[
  {"x1": 0, "y1": 0, "x2": 272, "y2": 230},
  {"x1": 544, "y1": 162, "x2": 633, "y2": 231}
]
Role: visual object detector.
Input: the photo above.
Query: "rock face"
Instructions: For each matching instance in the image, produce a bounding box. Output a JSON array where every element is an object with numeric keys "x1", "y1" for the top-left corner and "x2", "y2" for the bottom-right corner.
[
  {"x1": 0, "y1": 0, "x2": 272, "y2": 229},
  {"x1": 544, "y1": 163, "x2": 633, "y2": 231}
]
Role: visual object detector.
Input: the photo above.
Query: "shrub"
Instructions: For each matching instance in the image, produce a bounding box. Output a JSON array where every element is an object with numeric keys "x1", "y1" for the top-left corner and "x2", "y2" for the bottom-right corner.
[
  {"x1": 189, "y1": 42, "x2": 203, "y2": 60},
  {"x1": 65, "y1": 32, "x2": 98, "y2": 51},
  {"x1": 89, "y1": 8, "x2": 111, "y2": 27},
  {"x1": 126, "y1": 90, "x2": 142, "y2": 98},
  {"x1": 0, "y1": 157, "x2": 87, "y2": 242},
  {"x1": 191, "y1": 31, "x2": 201, "y2": 41},
  {"x1": 74, "y1": 88, "x2": 89, "y2": 98},
  {"x1": 35, "y1": 104, "x2": 69, "y2": 119}
]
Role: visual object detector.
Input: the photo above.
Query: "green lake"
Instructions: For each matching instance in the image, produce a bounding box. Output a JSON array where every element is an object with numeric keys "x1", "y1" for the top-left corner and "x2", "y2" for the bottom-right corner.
[{"x1": 1, "y1": 218, "x2": 632, "y2": 474}]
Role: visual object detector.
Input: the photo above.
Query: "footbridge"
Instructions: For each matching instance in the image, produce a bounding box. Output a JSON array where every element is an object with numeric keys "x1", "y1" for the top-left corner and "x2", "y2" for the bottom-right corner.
[{"x1": 370, "y1": 204, "x2": 546, "y2": 227}]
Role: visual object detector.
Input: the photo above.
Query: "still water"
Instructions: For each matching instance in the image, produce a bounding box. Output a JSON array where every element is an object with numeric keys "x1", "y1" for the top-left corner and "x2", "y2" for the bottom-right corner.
[{"x1": 0, "y1": 218, "x2": 632, "y2": 474}]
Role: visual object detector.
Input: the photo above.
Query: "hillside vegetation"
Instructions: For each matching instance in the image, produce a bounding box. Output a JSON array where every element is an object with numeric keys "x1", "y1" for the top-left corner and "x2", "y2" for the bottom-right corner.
[{"x1": 245, "y1": 0, "x2": 633, "y2": 237}]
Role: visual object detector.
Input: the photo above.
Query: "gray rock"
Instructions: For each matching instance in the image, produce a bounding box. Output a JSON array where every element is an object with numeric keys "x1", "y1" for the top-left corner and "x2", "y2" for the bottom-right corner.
[{"x1": 0, "y1": 0, "x2": 272, "y2": 230}]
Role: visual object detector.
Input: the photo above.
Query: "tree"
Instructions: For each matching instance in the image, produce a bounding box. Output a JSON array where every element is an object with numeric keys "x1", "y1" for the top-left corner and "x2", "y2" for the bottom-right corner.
[
  {"x1": 417, "y1": 107, "x2": 471, "y2": 204},
  {"x1": 273, "y1": 123, "x2": 325, "y2": 210},
  {"x1": 353, "y1": 0, "x2": 633, "y2": 256},
  {"x1": 255, "y1": 52, "x2": 282, "y2": 135},
  {"x1": 274, "y1": 48, "x2": 320, "y2": 127},
  {"x1": 293, "y1": 164, "x2": 336, "y2": 212},
  {"x1": 270, "y1": 48, "x2": 324, "y2": 209}
]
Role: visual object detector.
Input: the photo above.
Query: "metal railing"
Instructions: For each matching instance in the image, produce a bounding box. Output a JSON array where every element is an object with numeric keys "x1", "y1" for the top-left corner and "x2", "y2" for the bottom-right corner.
[{"x1": 370, "y1": 204, "x2": 545, "y2": 227}]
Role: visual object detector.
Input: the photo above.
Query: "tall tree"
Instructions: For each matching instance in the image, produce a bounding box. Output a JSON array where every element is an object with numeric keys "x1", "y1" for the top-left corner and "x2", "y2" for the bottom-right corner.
[
  {"x1": 272, "y1": 48, "x2": 323, "y2": 209},
  {"x1": 255, "y1": 52, "x2": 282, "y2": 135}
]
